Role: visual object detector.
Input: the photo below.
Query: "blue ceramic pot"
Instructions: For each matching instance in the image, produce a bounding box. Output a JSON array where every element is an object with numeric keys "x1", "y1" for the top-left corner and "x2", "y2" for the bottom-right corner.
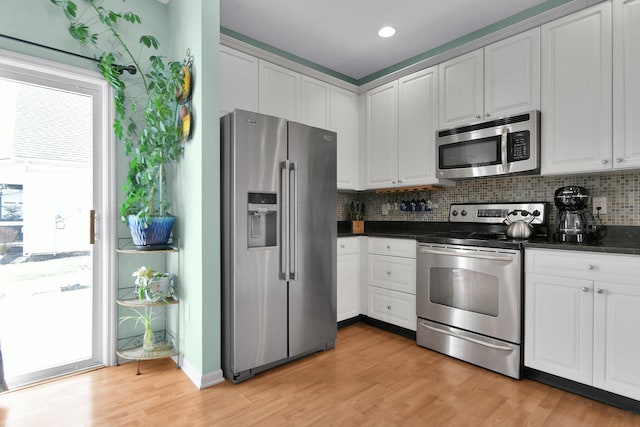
[{"x1": 128, "y1": 215, "x2": 175, "y2": 249}]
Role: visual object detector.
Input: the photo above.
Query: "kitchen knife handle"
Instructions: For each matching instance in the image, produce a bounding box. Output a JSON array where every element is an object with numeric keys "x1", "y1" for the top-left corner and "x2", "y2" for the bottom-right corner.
[
  {"x1": 281, "y1": 160, "x2": 290, "y2": 280},
  {"x1": 290, "y1": 162, "x2": 298, "y2": 281}
]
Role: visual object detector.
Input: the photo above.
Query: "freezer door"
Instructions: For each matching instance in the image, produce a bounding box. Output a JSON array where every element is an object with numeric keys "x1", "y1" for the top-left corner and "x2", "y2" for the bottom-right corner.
[
  {"x1": 222, "y1": 110, "x2": 288, "y2": 375},
  {"x1": 287, "y1": 121, "x2": 337, "y2": 357}
]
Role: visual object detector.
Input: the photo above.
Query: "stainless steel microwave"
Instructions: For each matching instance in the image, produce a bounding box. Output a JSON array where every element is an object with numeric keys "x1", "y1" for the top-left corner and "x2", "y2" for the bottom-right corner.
[{"x1": 436, "y1": 111, "x2": 540, "y2": 179}]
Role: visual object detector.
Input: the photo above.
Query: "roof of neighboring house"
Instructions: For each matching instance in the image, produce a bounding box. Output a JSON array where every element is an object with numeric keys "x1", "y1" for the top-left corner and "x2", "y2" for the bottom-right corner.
[{"x1": 13, "y1": 83, "x2": 91, "y2": 163}]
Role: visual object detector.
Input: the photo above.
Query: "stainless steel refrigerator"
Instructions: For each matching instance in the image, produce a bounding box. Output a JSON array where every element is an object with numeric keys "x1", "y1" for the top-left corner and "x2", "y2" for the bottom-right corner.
[{"x1": 221, "y1": 109, "x2": 337, "y2": 383}]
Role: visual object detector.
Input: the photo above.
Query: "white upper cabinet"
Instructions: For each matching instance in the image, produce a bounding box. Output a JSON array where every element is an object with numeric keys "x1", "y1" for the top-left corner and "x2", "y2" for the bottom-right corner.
[
  {"x1": 484, "y1": 28, "x2": 540, "y2": 119},
  {"x1": 613, "y1": 0, "x2": 640, "y2": 170},
  {"x1": 365, "y1": 81, "x2": 399, "y2": 188},
  {"x1": 365, "y1": 67, "x2": 451, "y2": 190},
  {"x1": 258, "y1": 60, "x2": 300, "y2": 121},
  {"x1": 220, "y1": 46, "x2": 259, "y2": 116},
  {"x1": 438, "y1": 49, "x2": 484, "y2": 129},
  {"x1": 398, "y1": 67, "x2": 442, "y2": 186},
  {"x1": 331, "y1": 86, "x2": 359, "y2": 190},
  {"x1": 439, "y1": 28, "x2": 540, "y2": 129},
  {"x1": 540, "y1": 2, "x2": 612, "y2": 175},
  {"x1": 300, "y1": 76, "x2": 330, "y2": 129}
]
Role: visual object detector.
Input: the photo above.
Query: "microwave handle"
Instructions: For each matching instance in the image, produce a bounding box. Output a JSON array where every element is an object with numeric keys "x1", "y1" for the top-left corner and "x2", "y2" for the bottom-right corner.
[{"x1": 501, "y1": 127, "x2": 510, "y2": 174}]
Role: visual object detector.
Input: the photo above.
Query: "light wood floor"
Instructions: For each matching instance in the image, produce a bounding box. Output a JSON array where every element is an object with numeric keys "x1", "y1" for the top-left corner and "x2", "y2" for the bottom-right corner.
[{"x1": 2, "y1": 323, "x2": 640, "y2": 426}]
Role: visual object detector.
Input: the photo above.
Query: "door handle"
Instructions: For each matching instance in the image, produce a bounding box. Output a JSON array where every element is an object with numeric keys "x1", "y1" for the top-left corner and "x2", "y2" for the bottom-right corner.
[
  {"x1": 418, "y1": 247, "x2": 514, "y2": 262},
  {"x1": 500, "y1": 127, "x2": 510, "y2": 174},
  {"x1": 89, "y1": 209, "x2": 96, "y2": 244},
  {"x1": 280, "y1": 160, "x2": 290, "y2": 280},
  {"x1": 419, "y1": 321, "x2": 514, "y2": 352},
  {"x1": 290, "y1": 161, "x2": 298, "y2": 281}
]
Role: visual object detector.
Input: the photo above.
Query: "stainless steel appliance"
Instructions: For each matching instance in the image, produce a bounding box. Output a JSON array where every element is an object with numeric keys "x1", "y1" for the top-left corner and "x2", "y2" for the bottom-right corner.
[
  {"x1": 221, "y1": 109, "x2": 337, "y2": 383},
  {"x1": 416, "y1": 202, "x2": 548, "y2": 379},
  {"x1": 553, "y1": 186, "x2": 605, "y2": 243},
  {"x1": 436, "y1": 111, "x2": 540, "y2": 179}
]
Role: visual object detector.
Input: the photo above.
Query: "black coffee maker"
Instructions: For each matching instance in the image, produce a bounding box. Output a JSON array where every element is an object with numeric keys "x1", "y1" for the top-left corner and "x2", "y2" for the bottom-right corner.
[{"x1": 554, "y1": 186, "x2": 604, "y2": 242}]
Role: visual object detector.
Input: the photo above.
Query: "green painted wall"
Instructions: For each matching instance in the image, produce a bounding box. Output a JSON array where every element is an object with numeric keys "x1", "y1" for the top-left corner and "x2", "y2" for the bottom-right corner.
[
  {"x1": 1, "y1": 0, "x2": 220, "y2": 381},
  {"x1": 167, "y1": 0, "x2": 221, "y2": 376}
]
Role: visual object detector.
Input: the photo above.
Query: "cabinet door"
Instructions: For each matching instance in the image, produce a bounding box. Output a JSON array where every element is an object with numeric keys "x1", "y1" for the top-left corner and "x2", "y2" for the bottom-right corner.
[
  {"x1": 524, "y1": 273, "x2": 593, "y2": 385},
  {"x1": 300, "y1": 76, "x2": 330, "y2": 129},
  {"x1": 331, "y1": 87, "x2": 359, "y2": 190},
  {"x1": 258, "y1": 60, "x2": 300, "y2": 121},
  {"x1": 367, "y1": 254, "x2": 416, "y2": 295},
  {"x1": 540, "y1": 3, "x2": 612, "y2": 175},
  {"x1": 438, "y1": 49, "x2": 484, "y2": 129},
  {"x1": 593, "y1": 280, "x2": 640, "y2": 400},
  {"x1": 398, "y1": 66, "x2": 440, "y2": 186},
  {"x1": 219, "y1": 46, "x2": 258, "y2": 116},
  {"x1": 613, "y1": 0, "x2": 640, "y2": 169},
  {"x1": 368, "y1": 286, "x2": 416, "y2": 330},
  {"x1": 365, "y1": 81, "x2": 398, "y2": 189},
  {"x1": 484, "y1": 28, "x2": 540, "y2": 118},
  {"x1": 337, "y1": 252, "x2": 360, "y2": 322}
]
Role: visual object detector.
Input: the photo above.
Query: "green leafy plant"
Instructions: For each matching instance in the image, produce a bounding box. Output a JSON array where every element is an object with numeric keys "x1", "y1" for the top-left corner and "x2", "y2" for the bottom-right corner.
[{"x1": 50, "y1": 0, "x2": 185, "y2": 226}]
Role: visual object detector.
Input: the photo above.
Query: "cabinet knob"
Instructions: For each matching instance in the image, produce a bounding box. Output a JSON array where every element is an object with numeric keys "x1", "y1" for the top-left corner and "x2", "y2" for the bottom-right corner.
[
  {"x1": 392, "y1": 181, "x2": 396, "y2": 184},
  {"x1": 581, "y1": 287, "x2": 589, "y2": 292},
  {"x1": 398, "y1": 179, "x2": 403, "y2": 183},
  {"x1": 596, "y1": 288, "x2": 604, "y2": 294},
  {"x1": 340, "y1": 244, "x2": 345, "y2": 248},
  {"x1": 601, "y1": 159, "x2": 609, "y2": 164},
  {"x1": 616, "y1": 158, "x2": 623, "y2": 163},
  {"x1": 475, "y1": 114, "x2": 481, "y2": 119},
  {"x1": 387, "y1": 271, "x2": 392, "y2": 276},
  {"x1": 386, "y1": 245, "x2": 391, "y2": 249},
  {"x1": 586, "y1": 264, "x2": 594, "y2": 270},
  {"x1": 386, "y1": 304, "x2": 391, "y2": 310},
  {"x1": 485, "y1": 113, "x2": 490, "y2": 117}
]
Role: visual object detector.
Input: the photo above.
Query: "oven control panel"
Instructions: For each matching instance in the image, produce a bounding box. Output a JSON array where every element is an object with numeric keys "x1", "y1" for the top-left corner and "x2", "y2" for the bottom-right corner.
[{"x1": 449, "y1": 202, "x2": 547, "y2": 225}]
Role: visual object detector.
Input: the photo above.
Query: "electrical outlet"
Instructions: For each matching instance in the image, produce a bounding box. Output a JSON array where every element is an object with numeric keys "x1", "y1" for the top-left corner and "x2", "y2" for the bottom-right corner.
[{"x1": 593, "y1": 196, "x2": 607, "y2": 215}]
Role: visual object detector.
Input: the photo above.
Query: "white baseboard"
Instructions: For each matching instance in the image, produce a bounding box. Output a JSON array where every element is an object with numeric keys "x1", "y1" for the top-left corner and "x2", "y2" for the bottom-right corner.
[{"x1": 179, "y1": 356, "x2": 225, "y2": 389}]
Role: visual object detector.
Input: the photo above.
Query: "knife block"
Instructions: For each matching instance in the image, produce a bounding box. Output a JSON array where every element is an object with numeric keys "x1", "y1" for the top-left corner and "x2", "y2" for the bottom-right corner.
[{"x1": 351, "y1": 220, "x2": 364, "y2": 234}]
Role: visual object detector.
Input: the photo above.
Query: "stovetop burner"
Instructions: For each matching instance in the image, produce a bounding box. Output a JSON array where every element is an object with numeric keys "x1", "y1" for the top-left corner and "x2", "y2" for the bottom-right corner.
[{"x1": 417, "y1": 202, "x2": 549, "y2": 249}]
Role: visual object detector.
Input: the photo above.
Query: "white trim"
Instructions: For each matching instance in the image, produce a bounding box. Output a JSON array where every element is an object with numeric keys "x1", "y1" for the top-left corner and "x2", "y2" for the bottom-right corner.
[
  {"x1": 359, "y1": 0, "x2": 607, "y2": 92},
  {"x1": 180, "y1": 356, "x2": 225, "y2": 389},
  {"x1": 222, "y1": 0, "x2": 607, "y2": 94},
  {"x1": 221, "y1": 34, "x2": 358, "y2": 93}
]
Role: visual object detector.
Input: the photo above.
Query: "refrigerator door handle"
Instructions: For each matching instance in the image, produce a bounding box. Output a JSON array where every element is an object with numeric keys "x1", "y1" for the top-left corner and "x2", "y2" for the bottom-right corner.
[
  {"x1": 290, "y1": 161, "x2": 298, "y2": 281},
  {"x1": 280, "y1": 160, "x2": 290, "y2": 280}
]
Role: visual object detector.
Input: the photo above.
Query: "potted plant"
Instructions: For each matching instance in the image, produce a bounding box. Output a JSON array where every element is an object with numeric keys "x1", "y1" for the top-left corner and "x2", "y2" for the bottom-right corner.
[
  {"x1": 50, "y1": 0, "x2": 187, "y2": 248},
  {"x1": 131, "y1": 265, "x2": 174, "y2": 302},
  {"x1": 118, "y1": 266, "x2": 174, "y2": 352}
]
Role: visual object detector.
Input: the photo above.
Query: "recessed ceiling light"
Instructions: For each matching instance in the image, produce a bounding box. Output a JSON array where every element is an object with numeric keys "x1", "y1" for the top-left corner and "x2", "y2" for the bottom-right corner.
[{"x1": 378, "y1": 26, "x2": 396, "y2": 38}]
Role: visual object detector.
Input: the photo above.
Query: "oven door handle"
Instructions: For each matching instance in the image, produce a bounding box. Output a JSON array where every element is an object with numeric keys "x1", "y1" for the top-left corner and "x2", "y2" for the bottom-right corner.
[
  {"x1": 418, "y1": 247, "x2": 514, "y2": 262},
  {"x1": 419, "y1": 322, "x2": 514, "y2": 352}
]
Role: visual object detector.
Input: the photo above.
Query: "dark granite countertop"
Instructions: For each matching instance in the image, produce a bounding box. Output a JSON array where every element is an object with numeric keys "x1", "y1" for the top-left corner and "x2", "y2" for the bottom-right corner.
[{"x1": 337, "y1": 221, "x2": 640, "y2": 256}]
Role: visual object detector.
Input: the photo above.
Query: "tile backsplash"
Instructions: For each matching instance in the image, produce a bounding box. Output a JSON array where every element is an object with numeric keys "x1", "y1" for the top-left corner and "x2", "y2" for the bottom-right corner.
[{"x1": 337, "y1": 171, "x2": 640, "y2": 226}]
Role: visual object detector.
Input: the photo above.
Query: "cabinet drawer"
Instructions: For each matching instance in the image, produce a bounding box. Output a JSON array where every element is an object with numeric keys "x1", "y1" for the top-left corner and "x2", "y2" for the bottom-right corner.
[
  {"x1": 367, "y1": 254, "x2": 416, "y2": 294},
  {"x1": 337, "y1": 237, "x2": 360, "y2": 255},
  {"x1": 368, "y1": 286, "x2": 416, "y2": 330},
  {"x1": 368, "y1": 237, "x2": 416, "y2": 258},
  {"x1": 526, "y1": 249, "x2": 640, "y2": 283}
]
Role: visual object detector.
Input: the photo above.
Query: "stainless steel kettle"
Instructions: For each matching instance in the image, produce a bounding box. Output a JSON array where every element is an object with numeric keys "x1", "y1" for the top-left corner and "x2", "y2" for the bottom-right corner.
[{"x1": 504, "y1": 210, "x2": 535, "y2": 239}]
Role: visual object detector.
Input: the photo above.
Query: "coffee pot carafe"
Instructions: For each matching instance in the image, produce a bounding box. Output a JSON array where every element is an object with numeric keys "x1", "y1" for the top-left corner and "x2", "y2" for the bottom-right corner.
[{"x1": 553, "y1": 186, "x2": 604, "y2": 243}]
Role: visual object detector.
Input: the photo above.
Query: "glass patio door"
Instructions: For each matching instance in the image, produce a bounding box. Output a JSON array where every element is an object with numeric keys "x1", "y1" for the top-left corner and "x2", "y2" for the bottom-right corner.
[{"x1": 0, "y1": 52, "x2": 110, "y2": 389}]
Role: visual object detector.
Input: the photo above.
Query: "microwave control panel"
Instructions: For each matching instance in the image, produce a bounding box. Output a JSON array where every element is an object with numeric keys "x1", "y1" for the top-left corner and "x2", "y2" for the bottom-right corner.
[
  {"x1": 507, "y1": 130, "x2": 530, "y2": 162},
  {"x1": 507, "y1": 131, "x2": 530, "y2": 162}
]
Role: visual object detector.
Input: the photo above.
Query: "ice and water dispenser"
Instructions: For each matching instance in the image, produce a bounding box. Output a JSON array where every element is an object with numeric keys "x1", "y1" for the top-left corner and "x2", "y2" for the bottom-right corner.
[{"x1": 247, "y1": 192, "x2": 277, "y2": 248}]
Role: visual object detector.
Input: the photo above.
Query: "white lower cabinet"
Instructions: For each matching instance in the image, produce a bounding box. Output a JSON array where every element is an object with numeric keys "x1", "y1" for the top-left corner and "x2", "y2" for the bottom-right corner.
[
  {"x1": 337, "y1": 237, "x2": 361, "y2": 322},
  {"x1": 367, "y1": 238, "x2": 416, "y2": 331},
  {"x1": 525, "y1": 248, "x2": 640, "y2": 400}
]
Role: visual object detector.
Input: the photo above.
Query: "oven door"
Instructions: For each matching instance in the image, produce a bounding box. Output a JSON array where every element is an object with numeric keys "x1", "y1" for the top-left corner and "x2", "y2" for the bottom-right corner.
[{"x1": 416, "y1": 243, "x2": 522, "y2": 344}]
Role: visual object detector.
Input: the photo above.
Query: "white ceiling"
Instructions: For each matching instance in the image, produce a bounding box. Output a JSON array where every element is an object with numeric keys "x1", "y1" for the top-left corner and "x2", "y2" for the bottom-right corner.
[{"x1": 220, "y1": 0, "x2": 552, "y2": 81}]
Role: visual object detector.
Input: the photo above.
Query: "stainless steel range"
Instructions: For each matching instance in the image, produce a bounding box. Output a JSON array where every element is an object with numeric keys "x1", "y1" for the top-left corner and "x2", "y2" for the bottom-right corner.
[{"x1": 416, "y1": 202, "x2": 548, "y2": 379}]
